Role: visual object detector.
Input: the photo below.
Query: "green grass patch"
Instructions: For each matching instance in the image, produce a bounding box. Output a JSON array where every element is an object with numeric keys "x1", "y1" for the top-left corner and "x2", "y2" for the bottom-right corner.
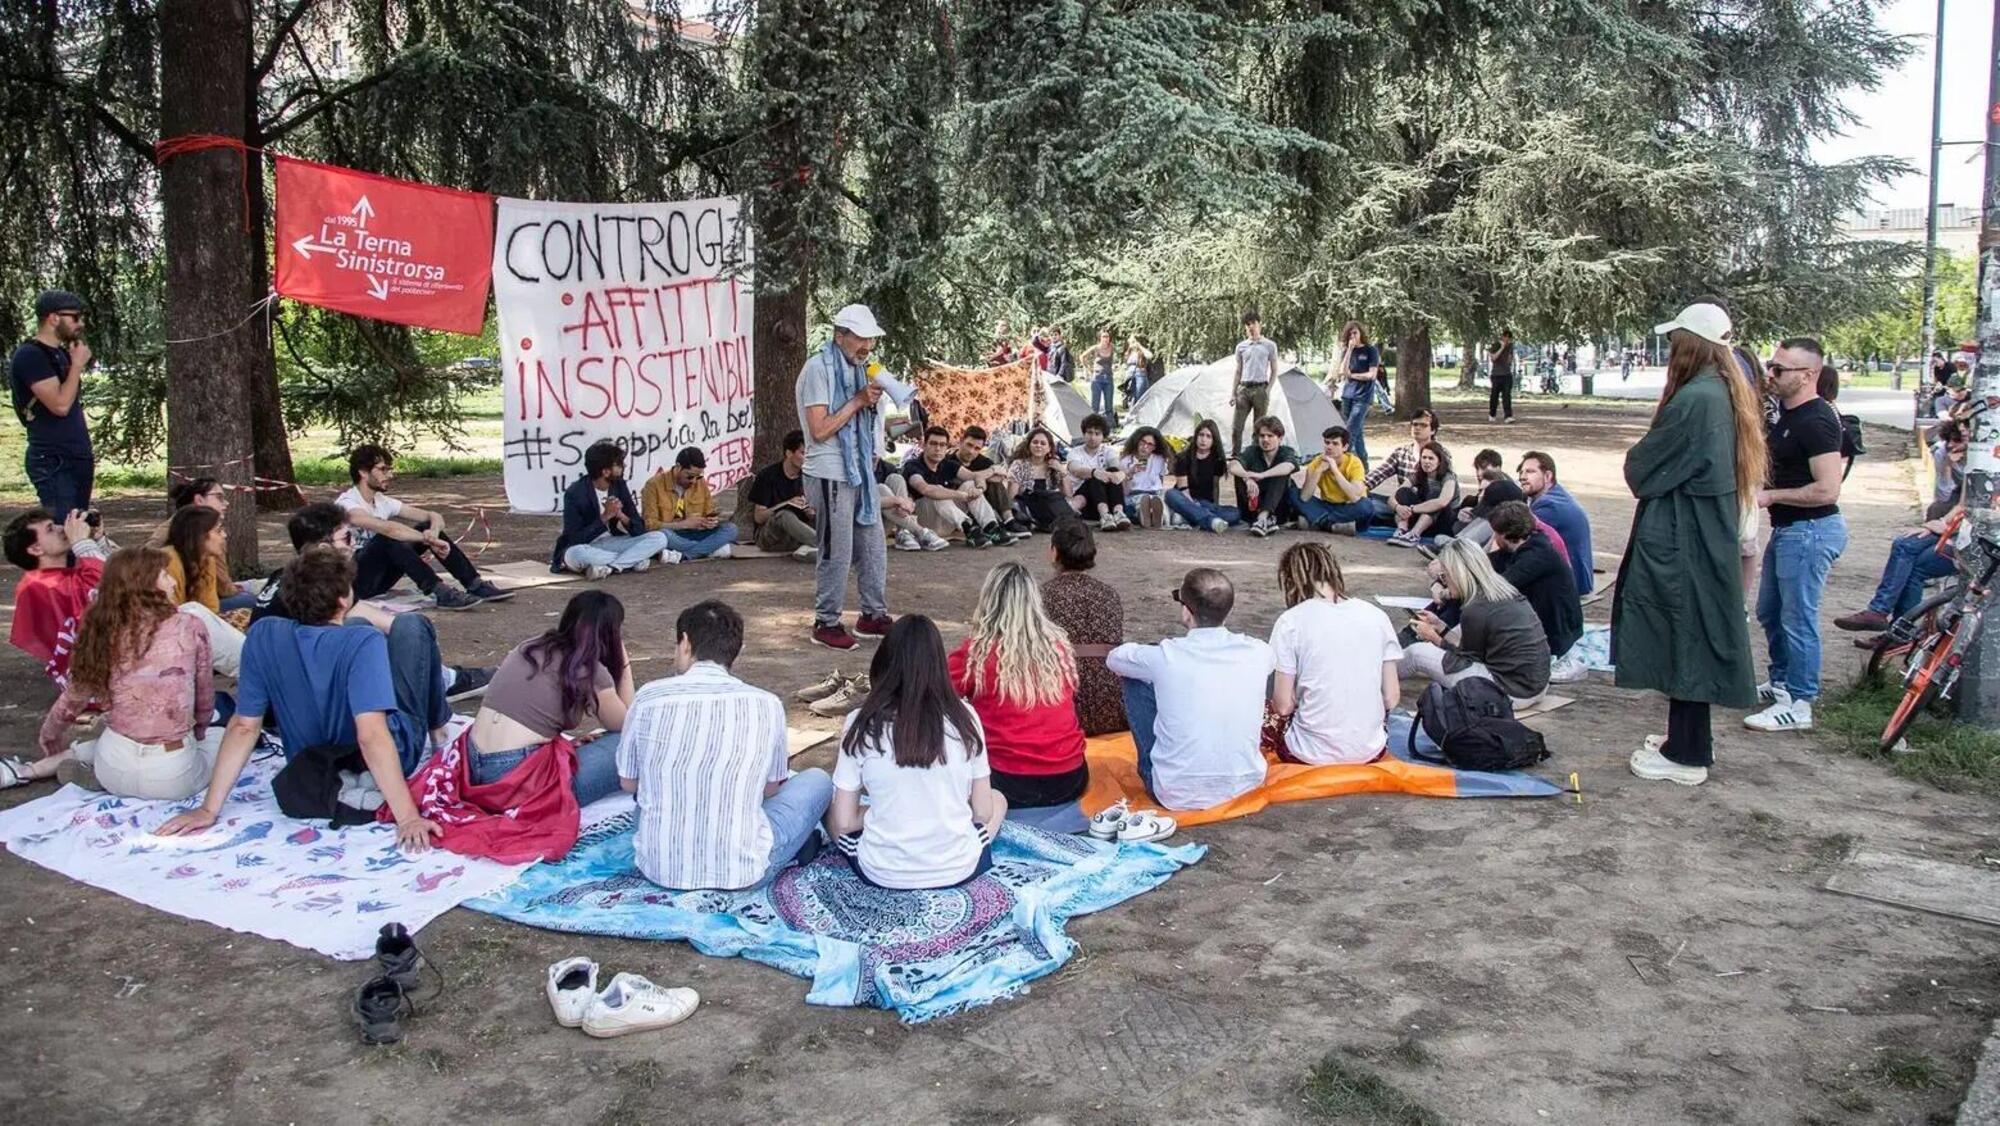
[
  {"x1": 1815, "y1": 677, "x2": 2000, "y2": 795},
  {"x1": 1863, "y1": 1049, "x2": 1945, "y2": 1090},
  {"x1": 1300, "y1": 1055, "x2": 1444, "y2": 1125}
]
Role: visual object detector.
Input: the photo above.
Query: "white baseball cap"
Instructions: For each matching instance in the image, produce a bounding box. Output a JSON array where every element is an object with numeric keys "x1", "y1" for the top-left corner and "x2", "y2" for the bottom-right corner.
[
  {"x1": 831, "y1": 304, "x2": 885, "y2": 339},
  {"x1": 1652, "y1": 302, "x2": 1732, "y2": 345}
]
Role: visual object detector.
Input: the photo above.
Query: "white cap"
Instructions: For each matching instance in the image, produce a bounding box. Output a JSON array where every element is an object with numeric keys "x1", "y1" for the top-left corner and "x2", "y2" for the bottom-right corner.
[
  {"x1": 831, "y1": 304, "x2": 885, "y2": 339},
  {"x1": 1652, "y1": 303, "x2": 1732, "y2": 345}
]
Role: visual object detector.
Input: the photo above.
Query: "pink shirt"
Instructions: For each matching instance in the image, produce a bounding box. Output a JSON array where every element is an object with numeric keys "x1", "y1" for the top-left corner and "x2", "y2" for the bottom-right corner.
[{"x1": 39, "y1": 613, "x2": 213, "y2": 758}]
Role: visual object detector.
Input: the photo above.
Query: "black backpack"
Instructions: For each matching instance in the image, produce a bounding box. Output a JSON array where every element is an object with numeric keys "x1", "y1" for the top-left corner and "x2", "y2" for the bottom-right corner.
[{"x1": 1408, "y1": 679, "x2": 1551, "y2": 772}]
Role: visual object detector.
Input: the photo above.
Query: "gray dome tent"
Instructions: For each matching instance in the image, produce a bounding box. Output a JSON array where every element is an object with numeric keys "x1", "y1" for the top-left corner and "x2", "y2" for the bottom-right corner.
[{"x1": 1126, "y1": 358, "x2": 1340, "y2": 446}]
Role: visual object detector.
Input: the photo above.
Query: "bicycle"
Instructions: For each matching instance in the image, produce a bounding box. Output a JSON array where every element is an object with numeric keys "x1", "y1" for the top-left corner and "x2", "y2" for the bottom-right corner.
[{"x1": 1865, "y1": 533, "x2": 2000, "y2": 753}]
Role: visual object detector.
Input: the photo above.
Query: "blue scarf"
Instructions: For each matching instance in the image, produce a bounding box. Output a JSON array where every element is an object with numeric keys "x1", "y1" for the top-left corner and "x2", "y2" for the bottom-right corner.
[{"x1": 821, "y1": 339, "x2": 879, "y2": 526}]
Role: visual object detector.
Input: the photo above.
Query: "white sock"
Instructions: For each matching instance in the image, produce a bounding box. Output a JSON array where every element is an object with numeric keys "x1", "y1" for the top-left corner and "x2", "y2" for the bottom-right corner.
[{"x1": 442, "y1": 666, "x2": 460, "y2": 691}]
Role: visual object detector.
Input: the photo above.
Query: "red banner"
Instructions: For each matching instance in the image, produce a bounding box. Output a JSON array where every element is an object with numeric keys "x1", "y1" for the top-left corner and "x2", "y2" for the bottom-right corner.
[{"x1": 273, "y1": 157, "x2": 495, "y2": 335}]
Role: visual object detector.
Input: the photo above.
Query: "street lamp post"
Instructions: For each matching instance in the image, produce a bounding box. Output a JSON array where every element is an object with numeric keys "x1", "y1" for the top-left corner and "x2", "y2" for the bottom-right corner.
[{"x1": 1950, "y1": 0, "x2": 2000, "y2": 724}]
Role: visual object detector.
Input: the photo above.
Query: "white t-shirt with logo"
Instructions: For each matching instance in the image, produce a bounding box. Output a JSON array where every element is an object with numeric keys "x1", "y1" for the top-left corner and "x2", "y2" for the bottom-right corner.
[
  {"x1": 1067, "y1": 442, "x2": 1115, "y2": 479},
  {"x1": 334, "y1": 487, "x2": 404, "y2": 550},
  {"x1": 832, "y1": 710, "x2": 989, "y2": 889},
  {"x1": 1270, "y1": 596, "x2": 1403, "y2": 764}
]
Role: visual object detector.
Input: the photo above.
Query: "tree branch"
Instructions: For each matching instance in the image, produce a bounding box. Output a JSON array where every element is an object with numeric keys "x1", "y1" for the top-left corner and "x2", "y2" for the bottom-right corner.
[
  {"x1": 252, "y1": 0, "x2": 320, "y2": 84},
  {"x1": 2, "y1": 71, "x2": 156, "y2": 164},
  {"x1": 256, "y1": 62, "x2": 401, "y2": 144}
]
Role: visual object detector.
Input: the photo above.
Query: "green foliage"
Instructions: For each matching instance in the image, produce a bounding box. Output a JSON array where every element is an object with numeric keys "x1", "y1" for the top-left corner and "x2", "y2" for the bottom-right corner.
[
  {"x1": 1821, "y1": 250, "x2": 1978, "y2": 364},
  {"x1": 1817, "y1": 676, "x2": 2000, "y2": 796}
]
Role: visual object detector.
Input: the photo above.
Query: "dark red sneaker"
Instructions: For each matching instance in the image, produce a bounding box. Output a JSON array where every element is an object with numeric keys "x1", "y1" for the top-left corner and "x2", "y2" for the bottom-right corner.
[
  {"x1": 853, "y1": 614, "x2": 894, "y2": 639},
  {"x1": 811, "y1": 623, "x2": 857, "y2": 650}
]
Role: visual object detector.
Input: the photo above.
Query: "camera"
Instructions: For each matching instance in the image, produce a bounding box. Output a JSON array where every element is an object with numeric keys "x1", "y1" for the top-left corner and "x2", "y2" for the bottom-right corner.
[{"x1": 84, "y1": 509, "x2": 101, "y2": 529}]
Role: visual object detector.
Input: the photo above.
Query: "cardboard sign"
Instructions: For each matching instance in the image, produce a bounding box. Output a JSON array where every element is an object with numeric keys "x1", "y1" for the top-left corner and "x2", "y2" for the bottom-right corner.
[
  {"x1": 492, "y1": 195, "x2": 754, "y2": 512},
  {"x1": 273, "y1": 158, "x2": 495, "y2": 334}
]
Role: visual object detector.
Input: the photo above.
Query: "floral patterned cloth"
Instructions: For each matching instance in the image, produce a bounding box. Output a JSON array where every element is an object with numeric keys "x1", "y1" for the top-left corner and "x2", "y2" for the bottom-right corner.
[
  {"x1": 911, "y1": 359, "x2": 1039, "y2": 439},
  {"x1": 1042, "y1": 571, "x2": 1127, "y2": 736}
]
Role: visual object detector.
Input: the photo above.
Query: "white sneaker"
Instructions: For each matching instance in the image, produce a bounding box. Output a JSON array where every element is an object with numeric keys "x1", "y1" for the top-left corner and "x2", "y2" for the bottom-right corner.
[
  {"x1": 1755, "y1": 682, "x2": 1793, "y2": 705},
  {"x1": 808, "y1": 675, "x2": 869, "y2": 717},
  {"x1": 1100, "y1": 513, "x2": 1119, "y2": 532},
  {"x1": 791, "y1": 545, "x2": 819, "y2": 562},
  {"x1": 1208, "y1": 517, "x2": 1229, "y2": 534},
  {"x1": 894, "y1": 530, "x2": 921, "y2": 551},
  {"x1": 1087, "y1": 798, "x2": 1132, "y2": 840},
  {"x1": 1744, "y1": 699, "x2": 1812, "y2": 732},
  {"x1": 1549, "y1": 653, "x2": 1589, "y2": 684},
  {"x1": 1116, "y1": 810, "x2": 1176, "y2": 844},
  {"x1": 711, "y1": 543, "x2": 734, "y2": 560},
  {"x1": 628, "y1": 557, "x2": 653, "y2": 574},
  {"x1": 582, "y1": 563, "x2": 613, "y2": 581},
  {"x1": 658, "y1": 549, "x2": 684, "y2": 565},
  {"x1": 546, "y1": 957, "x2": 599, "y2": 1027},
  {"x1": 919, "y1": 530, "x2": 949, "y2": 552},
  {"x1": 1629, "y1": 742, "x2": 1708, "y2": 786},
  {"x1": 579, "y1": 972, "x2": 699, "y2": 1038}
]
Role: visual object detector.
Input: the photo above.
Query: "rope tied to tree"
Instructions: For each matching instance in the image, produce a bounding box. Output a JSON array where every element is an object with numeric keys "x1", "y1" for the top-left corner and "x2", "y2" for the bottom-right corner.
[{"x1": 152, "y1": 134, "x2": 267, "y2": 232}]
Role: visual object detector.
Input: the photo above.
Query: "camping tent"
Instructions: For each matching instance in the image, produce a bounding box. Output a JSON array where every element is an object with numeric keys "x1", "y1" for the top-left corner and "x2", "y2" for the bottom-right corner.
[
  {"x1": 1037, "y1": 376, "x2": 1095, "y2": 443},
  {"x1": 1127, "y1": 359, "x2": 1339, "y2": 446}
]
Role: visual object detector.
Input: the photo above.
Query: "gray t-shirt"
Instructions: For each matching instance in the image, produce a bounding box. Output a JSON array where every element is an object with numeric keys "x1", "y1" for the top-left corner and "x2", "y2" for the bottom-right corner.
[
  {"x1": 795, "y1": 351, "x2": 854, "y2": 480},
  {"x1": 1236, "y1": 337, "x2": 1279, "y2": 385}
]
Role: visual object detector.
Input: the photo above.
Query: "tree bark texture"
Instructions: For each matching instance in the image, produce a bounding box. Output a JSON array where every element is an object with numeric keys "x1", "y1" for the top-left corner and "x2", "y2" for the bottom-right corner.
[
  {"x1": 160, "y1": 0, "x2": 260, "y2": 570},
  {"x1": 1458, "y1": 335, "x2": 1477, "y2": 390},
  {"x1": 752, "y1": 280, "x2": 807, "y2": 469},
  {"x1": 244, "y1": 167, "x2": 300, "y2": 510},
  {"x1": 1395, "y1": 324, "x2": 1433, "y2": 417}
]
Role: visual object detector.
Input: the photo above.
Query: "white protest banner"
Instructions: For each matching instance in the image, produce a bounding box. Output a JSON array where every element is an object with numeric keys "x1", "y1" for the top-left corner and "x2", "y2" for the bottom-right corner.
[{"x1": 493, "y1": 195, "x2": 754, "y2": 512}]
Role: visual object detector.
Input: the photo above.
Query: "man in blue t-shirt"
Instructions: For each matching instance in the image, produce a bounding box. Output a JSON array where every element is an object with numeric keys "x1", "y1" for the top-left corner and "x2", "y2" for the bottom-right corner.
[
  {"x1": 158, "y1": 548, "x2": 449, "y2": 852},
  {"x1": 8, "y1": 290, "x2": 94, "y2": 519},
  {"x1": 1517, "y1": 450, "x2": 1594, "y2": 595}
]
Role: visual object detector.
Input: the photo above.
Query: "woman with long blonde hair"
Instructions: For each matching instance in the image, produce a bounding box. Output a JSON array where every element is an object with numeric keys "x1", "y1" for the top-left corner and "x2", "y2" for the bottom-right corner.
[
  {"x1": 947, "y1": 560, "x2": 1091, "y2": 832},
  {"x1": 1400, "y1": 537, "x2": 1551, "y2": 706},
  {"x1": 1615, "y1": 304, "x2": 1767, "y2": 786},
  {"x1": 0, "y1": 547, "x2": 221, "y2": 796}
]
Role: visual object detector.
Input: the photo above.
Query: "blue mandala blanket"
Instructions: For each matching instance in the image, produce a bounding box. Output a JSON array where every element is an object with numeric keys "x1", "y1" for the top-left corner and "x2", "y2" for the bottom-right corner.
[{"x1": 467, "y1": 813, "x2": 1204, "y2": 1023}]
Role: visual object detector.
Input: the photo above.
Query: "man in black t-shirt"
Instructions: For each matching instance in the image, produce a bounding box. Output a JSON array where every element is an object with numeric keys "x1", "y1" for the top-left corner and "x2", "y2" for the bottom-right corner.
[
  {"x1": 8, "y1": 290, "x2": 95, "y2": 518},
  {"x1": 746, "y1": 430, "x2": 819, "y2": 559},
  {"x1": 1746, "y1": 336, "x2": 1847, "y2": 734},
  {"x1": 955, "y1": 425, "x2": 1024, "y2": 533},
  {"x1": 904, "y1": 425, "x2": 1014, "y2": 547}
]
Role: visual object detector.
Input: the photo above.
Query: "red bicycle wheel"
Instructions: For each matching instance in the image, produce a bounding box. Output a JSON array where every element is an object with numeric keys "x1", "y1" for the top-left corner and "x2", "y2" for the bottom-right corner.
[{"x1": 1881, "y1": 634, "x2": 1954, "y2": 752}]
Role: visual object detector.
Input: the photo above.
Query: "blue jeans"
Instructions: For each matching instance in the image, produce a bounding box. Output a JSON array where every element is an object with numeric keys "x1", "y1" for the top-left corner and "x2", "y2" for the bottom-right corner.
[
  {"x1": 1123, "y1": 492, "x2": 1163, "y2": 523},
  {"x1": 1090, "y1": 376, "x2": 1117, "y2": 428},
  {"x1": 468, "y1": 730, "x2": 625, "y2": 807},
  {"x1": 1295, "y1": 495, "x2": 1377, "y2": 531},
  {"x1": 218, "y1": 589, "x2": 257, "y2": 613},
  {"x1": 1121, "y1": 677, "x2": 1161, "y2": 802},
  {"x1": 662, "y1": 522, "x2": 739, "y2": 559},
  {"x1": 25, "y1": 448, "x2": 93, "y2": 521},
  {"x1": 1341, "y1": 393, "x2": 1370, "y2": 465},
  {"x1": 758, "y1": 768, "x2": 835, "y2": 885},
  {"x1": 385, "y1": 614, "x2": 451, "y2": 772},
  {"x1": 1126, "y1": 365, "x2": 1148, "y2": 405},
  {"x1": 1164, "y1": 489, "x2": 1241, "y2": 530},
  {"x1": 1755, "y1": 514, "x2": 1848, "y2": 702},
  {"x1": 1867, "y1": 532, "x2": 1956, "y2": 617},
  {"x1": 564, "y1": 531, "x2": 671, "y2": 572}
]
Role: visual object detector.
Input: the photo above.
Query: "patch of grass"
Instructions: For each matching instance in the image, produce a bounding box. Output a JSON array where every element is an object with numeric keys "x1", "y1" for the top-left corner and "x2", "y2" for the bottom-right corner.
[
  {"x1": 1814, "y1": 678, "x2": 2000, "y2": 795},
  {"x1": 1864, "y1": 1049, "x2": 1945, "y2": 1090},
  {"x1": 1300, "y1": 1055, "x2": 1444, "y2": 1125},
  {"x1": 1812, "y1": 832, "x2": 1858, "y2": 865}
]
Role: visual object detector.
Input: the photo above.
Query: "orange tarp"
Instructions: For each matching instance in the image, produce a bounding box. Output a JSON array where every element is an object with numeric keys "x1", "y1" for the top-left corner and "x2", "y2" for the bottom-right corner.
[{"x1": 1081, "y1": 733, "x2": 1468, "y2": 828}]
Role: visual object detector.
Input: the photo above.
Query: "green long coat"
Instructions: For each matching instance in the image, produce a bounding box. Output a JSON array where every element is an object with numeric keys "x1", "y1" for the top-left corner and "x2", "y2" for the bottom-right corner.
[{"x1": 1611, "y1": 368, "x2": 1757, "y2": 708}]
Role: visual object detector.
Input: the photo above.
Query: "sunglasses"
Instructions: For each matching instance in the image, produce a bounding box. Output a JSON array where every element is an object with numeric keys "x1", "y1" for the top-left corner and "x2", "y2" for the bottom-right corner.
[{"x1": 1764, "y1": 361, "x2": 1814, "y2": 375}]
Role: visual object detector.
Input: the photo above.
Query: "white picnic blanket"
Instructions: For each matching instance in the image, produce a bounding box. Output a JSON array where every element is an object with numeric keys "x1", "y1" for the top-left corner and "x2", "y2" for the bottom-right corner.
[{"x1": 0, "y1": 749, "x2": 535, "y2": 960}]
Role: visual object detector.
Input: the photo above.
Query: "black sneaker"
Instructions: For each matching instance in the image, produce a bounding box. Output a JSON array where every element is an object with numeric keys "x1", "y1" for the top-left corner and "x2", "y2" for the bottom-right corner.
[
  {"x1": 446, "y1": 665, "x2": 495, "y2": 703},
  {"x1": 982, "y1": 522, "x2": 1011, "y2": 546},
  {"x1": 1004, "y1": 518, "x2": 1034, "y2": 536},
  {"x1": 468, "y1": 580, "x2": 513, "y2": 604},
  {"x1": 374, "y1": 923, "x2": 441, "y2": 1003},
  {"x1": 430, "y1": 585, "x2": 481, "y2": 611},
  {"x1": 962, "y1": 522, "x2": 989, "y2": 549},
  {"x1": 352, "y1": 976, "x2": 412, "y2": 1045}
]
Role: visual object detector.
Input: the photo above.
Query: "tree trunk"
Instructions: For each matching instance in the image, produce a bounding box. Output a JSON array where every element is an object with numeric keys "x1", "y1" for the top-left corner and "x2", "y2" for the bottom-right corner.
[
  {"x1": 160, "y1": 0, "x2": 260, "y2": 571},
  {"x1": 1457, "y1": 335, "x2": 1477, "y2": 390},
  {"x1": 752, "y1": 280, "x2": 807, "y2": 470},
  {"x1": 244, "y1": 161, "x2": 300, "y2": 511},
  {"x1": 1394, "y1": 324, "x2": 1433, "y2": 418}
]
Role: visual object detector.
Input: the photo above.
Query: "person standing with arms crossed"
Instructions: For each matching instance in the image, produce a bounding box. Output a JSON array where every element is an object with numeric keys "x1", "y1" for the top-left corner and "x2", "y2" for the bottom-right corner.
[
  {"x1": 798, "y1": 305, "x2": 895, "y2": 651},
  {"x1": 9, "y1": 291, "x2": 94, "y2": 519},
  {"x1": 1230, "y1": 311, "x2": 1280, "y2": 456}
]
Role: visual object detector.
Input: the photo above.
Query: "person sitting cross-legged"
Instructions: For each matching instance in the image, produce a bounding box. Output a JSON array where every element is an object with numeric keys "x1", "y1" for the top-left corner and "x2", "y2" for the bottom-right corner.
[
  {"x1": 743, "y1": 429, "x2": 820, "y2": 560},
  {"x1": 1005, "y1": 426, "x2": 1073, "y2": 533},
  {"x1": 640, "y1": 446, "x2": 741, "y2": 561},
  {"x1": 466, "y1": 591, "x2": 633, "y2": 808},
  {"x1": 827, "y1": 614, "x2": 1008, "y2": 889},
  {"x1": 1229, "y1": 415, "x2": 1302, "y2": 537},
  {"x1": 1066, "y1": 414, "x2": 1130, "y2": 532},
  {"x1": 4, "y1": 507, "x2": 108, "y2": 686},
  {"x1": 158, "y1": 547, "x2": 452, "y2": 852},
  {"x1": 1041, "y1": 517, "x2": 1127, "y2": 736},
  {"x1": 3, "y1": 547, "x2": 220, "y2": 795},
  {"x1": 1400, "y1": 538, "x2": 1551, "y2": 708},
  {"x1": 620, "y1": 600, "x2": 833, "y2": 890},
  {"x1": 340, "y1": 444, "x2": 506, "y2": 610},
  {"x1": 552, "y1": 440, "x2": 675, "y2": 578},
  {"x1": 1267, "y1": 542, "x2": 1402, "y2": 765},
  {"x1": 949, "y1": 562, "x2": 1091, "y2": 833},
  {"x1": 1485, "y1": 500, "x2": 1582, "y2": 662},
  {"x1": 1163, "y1": 419, "x2": 1242, "y2": 533},
  {"x1": 1108, "y1": 568, "x2": 1273, "y2": 811},
  {"x1": 1296, "y1": 425, "x2": 1374, "y2": 533},
  {"x1": 906, "y1": 424, "x2": 1011, "y2": 547}
]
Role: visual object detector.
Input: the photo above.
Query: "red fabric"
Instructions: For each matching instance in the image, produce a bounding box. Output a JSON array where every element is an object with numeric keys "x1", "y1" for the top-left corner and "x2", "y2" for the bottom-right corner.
[
  {"x1": 10, "y1": 557, "x2": 102, "y2": 686},
  {"x1": 947, "y1": 641, "x2": 1086, "y2": 776},
  {"x1": 274, "y1": 157, "x2": 495, "y2": 335},
  {"x1": 1534, "y1": 518, "x2": 1568, "y2": 569},
  {"x1": 380, "y1": 728, "x2": 580, "y2": 863}
]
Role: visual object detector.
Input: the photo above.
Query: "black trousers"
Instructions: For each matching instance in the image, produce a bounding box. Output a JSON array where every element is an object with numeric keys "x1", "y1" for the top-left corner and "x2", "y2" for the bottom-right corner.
[
  {"x1": 1663, "y1": 698, "x2": 1712, "y2": 767},
  {"x1": 1489, "y1": 374, "x2": 1514, "y2": 418},
  {"x1": 352, "y1": 519, "x2": 481, "y2": 600},
  {"x1": 1017, "y1": 489, "x2": 1069, "y2": 530},
  {"x1": 1393, "y1": 486, "x2": 1455, "y2": 537},
  {"x1": 1076, "y1": 477, "x2": 1125, "y2": 514}
]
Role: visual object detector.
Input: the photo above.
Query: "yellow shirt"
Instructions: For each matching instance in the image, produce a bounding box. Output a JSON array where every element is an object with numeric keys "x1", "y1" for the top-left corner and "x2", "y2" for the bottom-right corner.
[
  {"x1": 640, "y1": 472, "x2": 715, "y2": 527},
  {"x1": 164, "y1": 550, "x2": 232, "y2": 613},
  {"x1": 1307, "y1": 452, "x2": 1366, "y2": 501}
]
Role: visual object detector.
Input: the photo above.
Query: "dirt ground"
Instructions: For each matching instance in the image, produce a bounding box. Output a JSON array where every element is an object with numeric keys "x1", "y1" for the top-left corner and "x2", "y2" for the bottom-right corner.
[{"x1": 4, "y1": 398, "x2": 1999, "y2": 1125}]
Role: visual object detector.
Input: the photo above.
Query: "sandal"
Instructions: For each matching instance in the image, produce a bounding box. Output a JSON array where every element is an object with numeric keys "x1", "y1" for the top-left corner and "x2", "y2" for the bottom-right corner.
[{"x1": 0, "y1": 756, "x2": 33, "y2": 789}]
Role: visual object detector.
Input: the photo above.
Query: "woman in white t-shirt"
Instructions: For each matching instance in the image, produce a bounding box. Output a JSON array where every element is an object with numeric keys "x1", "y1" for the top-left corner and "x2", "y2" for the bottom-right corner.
[
  {"x1": 1119, "y1": 427, "x2": 1170, "y2": 528},
  {"x1": 828, "y1": 615, "x2": 1008, "y2": 889},
  {"x1": 1268, "y1": 542, "x2": 1403, "y2": 765}
]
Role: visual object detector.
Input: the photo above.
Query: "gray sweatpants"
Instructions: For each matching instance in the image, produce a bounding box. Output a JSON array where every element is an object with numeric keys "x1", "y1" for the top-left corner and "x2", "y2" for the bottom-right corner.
[{"x1": 809, "y1": 474, "x2": 889, "y2": 626}]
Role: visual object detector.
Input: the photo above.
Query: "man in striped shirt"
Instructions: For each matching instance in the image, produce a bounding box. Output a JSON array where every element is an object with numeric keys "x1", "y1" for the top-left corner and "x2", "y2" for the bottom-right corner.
[{"x1": 618, "y1": 600, "x2": 833, "y2": 890}]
